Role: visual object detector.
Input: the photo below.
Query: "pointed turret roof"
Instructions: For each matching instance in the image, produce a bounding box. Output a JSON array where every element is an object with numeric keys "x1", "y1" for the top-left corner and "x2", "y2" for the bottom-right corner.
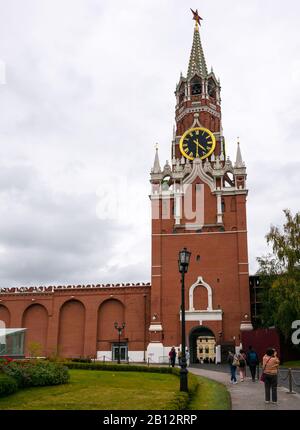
[
  {"x1": 152, "y1": 147, "x2": 161, "y2": 174},
  {"x1": 235, "y1": 141, "x2": 244, "y2": 168},
  {"x1": 187, "y1": 22, "x2": 208, "y2": 79}
]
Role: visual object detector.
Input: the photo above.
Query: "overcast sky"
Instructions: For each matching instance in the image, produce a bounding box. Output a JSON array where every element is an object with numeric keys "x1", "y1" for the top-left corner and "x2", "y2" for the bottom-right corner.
[{"x1": 0, "y1": 0, "x2": 299, "y2": 287}]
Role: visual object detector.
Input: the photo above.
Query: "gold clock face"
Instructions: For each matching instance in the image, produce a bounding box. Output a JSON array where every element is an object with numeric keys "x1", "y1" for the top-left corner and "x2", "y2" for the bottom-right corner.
[{"x1": 179, "y1": 127, "x2": 216, "y2": 160}]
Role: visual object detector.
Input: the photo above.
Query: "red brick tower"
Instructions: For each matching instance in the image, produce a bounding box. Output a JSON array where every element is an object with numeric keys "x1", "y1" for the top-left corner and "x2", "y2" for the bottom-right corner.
[{"x1": 148, "y1": 13, "x2": 253, "y2": 364}]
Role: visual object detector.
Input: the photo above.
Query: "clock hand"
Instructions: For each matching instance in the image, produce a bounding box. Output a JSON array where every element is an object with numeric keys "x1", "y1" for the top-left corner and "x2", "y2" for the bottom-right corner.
[{"x1": 193, "y1": 139, "x2": 206, "y2": 151}]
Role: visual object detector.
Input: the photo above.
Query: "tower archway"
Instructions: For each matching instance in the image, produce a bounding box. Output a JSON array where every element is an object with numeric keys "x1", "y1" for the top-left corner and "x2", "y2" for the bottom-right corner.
[{"x1": 189, "y1": 326, "x2": 216, "y2": 364}]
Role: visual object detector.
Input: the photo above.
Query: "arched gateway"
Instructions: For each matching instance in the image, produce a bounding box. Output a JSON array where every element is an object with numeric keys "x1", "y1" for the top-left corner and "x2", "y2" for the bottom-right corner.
[{"x1": 189, "y1": 326, "x2": 216, "y2": 364}]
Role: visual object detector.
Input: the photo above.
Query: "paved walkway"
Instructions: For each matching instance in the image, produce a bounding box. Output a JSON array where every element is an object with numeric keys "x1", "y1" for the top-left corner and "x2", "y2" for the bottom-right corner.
[{"x1": 189, "y1": 367, "x2": 300, "y2": 410}]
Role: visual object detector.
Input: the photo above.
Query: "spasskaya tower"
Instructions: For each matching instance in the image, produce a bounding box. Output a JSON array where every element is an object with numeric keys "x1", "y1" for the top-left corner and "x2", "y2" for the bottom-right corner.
[{"x1": 148, "y1": 10, "x2": 253, "y2": 363}]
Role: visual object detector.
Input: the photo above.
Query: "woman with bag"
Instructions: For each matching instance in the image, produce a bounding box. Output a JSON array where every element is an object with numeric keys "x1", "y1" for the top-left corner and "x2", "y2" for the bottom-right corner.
[
  {"x1": 261, "y1": 348, "x2": 280, "y2": 404},
  {"x1": 237, "y1": 349, "x2": 247, "y2": 382},
  {"x1": 227, "y1": 351, "x2": 239, "y2": 384}
]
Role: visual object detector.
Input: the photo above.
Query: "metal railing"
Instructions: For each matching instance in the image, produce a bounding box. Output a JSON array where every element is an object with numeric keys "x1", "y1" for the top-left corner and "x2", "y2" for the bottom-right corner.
[
  {"x1": 278, "y1": 368, "x2": 300, "y2": 394},
  {"x1": 253, "y1": 363, "x2": 300, "y2": 394}
]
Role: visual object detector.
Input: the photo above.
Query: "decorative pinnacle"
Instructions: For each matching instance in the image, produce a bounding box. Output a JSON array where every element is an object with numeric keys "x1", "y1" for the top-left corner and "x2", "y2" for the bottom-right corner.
[
  {"x1": 190, "y1": 8, "x2": 203, "y2": 27},
  {"x1": 235, "y1": 139, "x2": 244, "y2": 168},
  {"x1": 152, "y1": 144, "x2": 161, "y2": 174},
  {"x1": 187, "y1": 10, "x2": 208, "y2": 79}
]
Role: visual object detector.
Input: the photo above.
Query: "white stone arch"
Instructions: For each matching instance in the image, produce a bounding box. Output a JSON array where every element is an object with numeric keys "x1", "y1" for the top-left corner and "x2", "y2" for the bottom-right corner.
[{"x1": 189, "y1": 276, "x2": 213, "y2": 311}]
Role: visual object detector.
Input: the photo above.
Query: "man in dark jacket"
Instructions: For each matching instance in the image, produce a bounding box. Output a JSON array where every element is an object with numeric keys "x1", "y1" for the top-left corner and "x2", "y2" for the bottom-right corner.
[
  {"x1": 169, "y1": 347, "x2": 176, "y2": 367},
  {"x1": 246, "y1": 345, "x2": 259, "y2": 381}
]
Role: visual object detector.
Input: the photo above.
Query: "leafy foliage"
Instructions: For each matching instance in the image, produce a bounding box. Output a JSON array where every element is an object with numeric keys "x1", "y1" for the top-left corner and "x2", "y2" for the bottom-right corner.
[
  {"x1": 0, "y1": 372, "x2": 19, "y2": 397},
  {"x1": 2, "y1": 360, "x2": 70, "y2": 388},
  {"x1": 65, "y1": 361, "x2": 177, "y2": 373},
  {"x1": 27, "y1": 341, "x2": 43, "y2": 358},
  {"x1": 257, "y1": 209, "x2": 300, "y2": 339}
]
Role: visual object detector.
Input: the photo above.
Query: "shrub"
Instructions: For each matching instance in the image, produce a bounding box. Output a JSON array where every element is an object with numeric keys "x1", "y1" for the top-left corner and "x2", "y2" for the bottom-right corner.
[
  {"x1": 0, "y1": 357, "x2": 14, "y2": 367},
  {"x1": 0, "y1": 372, "x2": 19, "y2": 397},
  {"x1": 70, "y1": 357, "x2": 92, "y2": 363},
  {"x1": 65, "y1": 361, "x2": 174, "y2": 373},
  {"x1": 2, "y1": 361, "x2": 70, "y2": 388},
  {"x1": 27, "y1": 341, "x2": 43, "y2": 358}
]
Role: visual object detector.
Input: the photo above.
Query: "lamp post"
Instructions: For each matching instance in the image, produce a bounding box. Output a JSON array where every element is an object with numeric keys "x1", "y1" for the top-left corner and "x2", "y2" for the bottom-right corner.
[
  {"x1": 114, "y1": 322, "x2": 125, "y2": 364},
  {"x1": 178, "y1": 247, "x2": 191, "y2": 392}
]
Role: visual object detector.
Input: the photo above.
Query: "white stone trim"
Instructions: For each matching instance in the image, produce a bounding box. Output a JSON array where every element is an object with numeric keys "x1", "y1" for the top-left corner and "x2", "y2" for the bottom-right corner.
[
  {"x1": 147, "y1": 342, "x2": 164, "y2": 363},
  {"x1": 216, "y1": 193, "x2": 223, "y2": 224},
  {"x1": 216, "y1": 344, "x2": 221, "y2": 364},
  {"x1": 97, "y1": 350, "x2": 146, "y2": 363},
  {"x1": 240, "y1": 322, "x2": 253, "y2": 331},
  {"x1": 152, "y1": 230, "x2": 247, "y2": 236},
  {"x1": 183, "y1": 159, "x2": 215, "y2": 192},
  {"x1": 149, "y1": 324, "x2": 163, "y2": 332},
  {"x1": 181, "y1": 310, "x2": 222, "y2": 321},
  {"x1": 189, "y1": 276, "x2": 213, "y2": 311}
]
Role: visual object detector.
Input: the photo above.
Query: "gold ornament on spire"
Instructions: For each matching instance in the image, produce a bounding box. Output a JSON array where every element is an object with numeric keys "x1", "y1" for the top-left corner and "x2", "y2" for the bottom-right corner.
[{"x1": 190, "y1": 8, "x2": 203, "y2": 28}]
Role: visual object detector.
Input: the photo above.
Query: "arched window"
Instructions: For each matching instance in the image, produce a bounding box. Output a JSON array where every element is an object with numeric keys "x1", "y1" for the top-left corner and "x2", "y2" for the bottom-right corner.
[
  {"x1": 178, "y1": 82, "x2": 185, "y2": 104},
  {"x1": 221, "y1": 198, "x2": 225, "y2": 213},
  {"x1": 224, "y1": 172, "x2": 234, "y2": 187},
  {"x1": 208, "y1": 78, "x2": 216, "y2": 98},
  {"x1": 191, "y1": 76, "x2": 202, "y2": 95},
  {"x1": 162, "y1": 176, "x2": 171, "y2": 191}
]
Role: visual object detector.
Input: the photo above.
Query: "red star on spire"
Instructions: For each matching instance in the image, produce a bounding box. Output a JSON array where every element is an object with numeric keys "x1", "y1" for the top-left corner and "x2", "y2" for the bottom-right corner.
[{"x1": 190, "y1": 8, "x2": 203, "y2": 26}]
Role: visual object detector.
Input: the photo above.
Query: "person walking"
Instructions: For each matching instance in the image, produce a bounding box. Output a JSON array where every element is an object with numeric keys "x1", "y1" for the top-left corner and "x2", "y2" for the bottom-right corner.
[
  {"x1": 228, "y1": 351, "x2": 238, "y2": 384},
  {"x1": 246, "y1": 345, "x2": 259, "y2": 382},
  {"x1": 237, "y1": 349, "x2": 247, "y2": 382},
  {"x1": 177, "y1": 348, "x2": 182, "y2": 366},
  {"x1": 185, "y1": 348, "x2": 190, "y2": 367},
  {"x1": 169, "y1": 347, "x2": 176, "y2": 367},
  {"x1": 262, "y1": 348, "x2": 280, "y2": 405}
]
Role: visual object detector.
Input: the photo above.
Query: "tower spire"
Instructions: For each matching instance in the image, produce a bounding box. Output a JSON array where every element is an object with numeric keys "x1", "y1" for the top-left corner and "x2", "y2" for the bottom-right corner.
[
  {"x1": 235, "y1": 139, "x2": 244, "y2": 168},
  {"x1": 152, "y1": 145, "x2": 161, "y2": 173},
  {"x1": 187, "y1": 11, "x2": 208, "y2": 79}
]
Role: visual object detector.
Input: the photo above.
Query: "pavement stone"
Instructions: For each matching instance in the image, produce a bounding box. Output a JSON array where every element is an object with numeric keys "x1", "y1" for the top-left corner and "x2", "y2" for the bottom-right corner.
[{"x1": 189, "y1": 366, "x2": 300, "y2": 410}]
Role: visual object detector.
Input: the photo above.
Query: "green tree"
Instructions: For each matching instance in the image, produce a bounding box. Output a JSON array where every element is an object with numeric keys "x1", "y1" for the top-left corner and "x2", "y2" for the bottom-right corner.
[{"x1": 257, "y1": 209, "x2": 300, "y2": 340}]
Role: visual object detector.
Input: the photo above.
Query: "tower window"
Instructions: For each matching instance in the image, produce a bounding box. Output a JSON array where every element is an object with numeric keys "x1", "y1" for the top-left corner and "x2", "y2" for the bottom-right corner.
[
  {"x1": 208, "y1": 78, "x2": 216, "y2": 98},
  {"x1": 179, "y1": 82, "x2": 185, "y2": 104},
  {"x1": 179, "y1": 90, "x2": 185, "y2": 104},
  {"x1": 191, "y1": 76, "x2": 202, "y2": 95},
  {"x1": 221, "y1": 199, "x2": 225, "y2": 213}
]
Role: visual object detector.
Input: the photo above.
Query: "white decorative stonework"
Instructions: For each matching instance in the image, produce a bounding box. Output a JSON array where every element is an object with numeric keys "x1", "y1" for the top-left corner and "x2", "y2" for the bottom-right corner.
[
  {"x1": 148, "y1": 324, "x2": 163, "y2": 332},
  {"x1": 240, "y1": 322, "x2": 253, "y2": 331},
  {"x1": 146, "y1": 343, "x2": 164, "y2": 363},
  {"x1": 183, "y1": 159, "x2": 215, "y2": 192},
  {"x1": 180, "y1": 276, "x2": 223, "y2": 323},
  {"x1": 189, "y1": 276, "x2": 212, "y2": 311}
]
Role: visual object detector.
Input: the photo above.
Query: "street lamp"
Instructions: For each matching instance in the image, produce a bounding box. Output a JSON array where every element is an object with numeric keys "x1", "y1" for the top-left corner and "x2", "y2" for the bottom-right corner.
[
  {"x1": 114, "y1": 322, "x2": 125, "y2": 364},
  {"x1": 178, "y1": 247, "x2": 191, "y2": 392}
]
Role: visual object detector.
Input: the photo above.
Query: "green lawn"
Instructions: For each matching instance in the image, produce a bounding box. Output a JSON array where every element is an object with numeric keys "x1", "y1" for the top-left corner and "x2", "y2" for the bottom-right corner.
[
  {"x1": 0, "y1": 369, "x2": 180, "y2": 410},
  {"x1": 282, "y1": 361, "x2": 300, "y2": 368},
  {"x1": 0, "y1": 369, "x2": 231, "y2": 410},
  {"x1": 188, "y1": 375, "x2": 231, "y2": 410}
]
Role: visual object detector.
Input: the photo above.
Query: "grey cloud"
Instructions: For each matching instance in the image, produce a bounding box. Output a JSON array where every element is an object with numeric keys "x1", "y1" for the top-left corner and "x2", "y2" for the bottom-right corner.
[{"x1": 0, "y1": 0, "x2": 299, "y2": 285}]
